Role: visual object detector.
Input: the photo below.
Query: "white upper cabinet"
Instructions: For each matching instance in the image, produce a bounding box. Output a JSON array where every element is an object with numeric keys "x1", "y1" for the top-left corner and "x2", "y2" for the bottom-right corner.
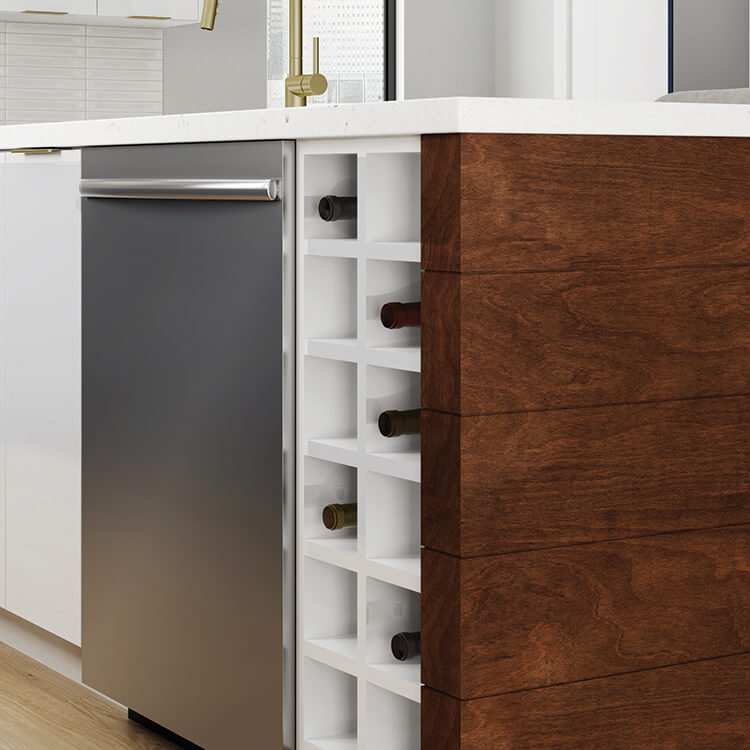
[
  {"x1": 3, "y1": 149, "x2": 82, "y2": 646},
  {"x1": 0, "y1": 0, "x2": 96, "y2": 14},
  {"x1": 0, "y1": 0, "x2": 200, "y2": 24},
  {"x1": 97, "y1": 0, "x2": 200, "y2": 22}
]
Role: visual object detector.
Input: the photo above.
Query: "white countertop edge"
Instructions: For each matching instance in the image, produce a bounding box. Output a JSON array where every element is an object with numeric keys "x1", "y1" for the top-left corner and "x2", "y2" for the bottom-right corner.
[{"x1": 3, "y1": 97, "x2": 750, "y2": 151}]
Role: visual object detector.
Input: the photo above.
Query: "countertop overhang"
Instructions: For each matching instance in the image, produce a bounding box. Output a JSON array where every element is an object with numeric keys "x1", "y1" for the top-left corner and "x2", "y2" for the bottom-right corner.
[{"x1": 2, "y1": 97, "x2": 750, "y2": 151}]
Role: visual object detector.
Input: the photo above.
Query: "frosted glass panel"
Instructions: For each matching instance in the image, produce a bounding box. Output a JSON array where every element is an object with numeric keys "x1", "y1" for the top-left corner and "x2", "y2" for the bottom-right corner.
[{"x1": 268, "y1": 0, "x2": 385, "y2": 109}]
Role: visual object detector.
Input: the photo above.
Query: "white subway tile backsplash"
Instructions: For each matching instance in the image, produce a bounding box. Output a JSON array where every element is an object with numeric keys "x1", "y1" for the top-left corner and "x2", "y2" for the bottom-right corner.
[
  {"x1": 7, "y1": 76, "x2": 85, "y2": 89},
  {"x1": 87, "y1": 25, "x2": 162, "y2": 39},
  {"x1": 85, "y1": 46, "x2": 162, "y2": 60},
  {"x1": 9, "y1": 45, "x2": 86, "y2": 59},
  {"x1": 85, "y1": 57, "x2": 162, "y2": 71},
  {"x1": 6, "y1": 110, "x2": 86, "y2": 122},
  {"x1": 87, "y1": 89, "x2": 161, "y2": 102},
  {"x1": 7, "y1": 33, "x2": 86, "y2": 47},
  {"x1": 8, "y1": 66, "x2": 86, "y2": 79},
  {"x1": 0, "y1": 20, "x2": 163, "y2": 125},
  {"x1": 86, "y1": 99, "x2": 161, "y2": 113},
  {"x1": 8, "y1": 55, "x2": 86, "y2": 68},
  {"x1": 7, "y1": 87, "x2": 85, "y2": 100},
  {"x1": 7, "y1": 100, "x2": 86, "y2": 113},
  {"x1": 86, "y1": 36, "x2": 162, "y2": 50},
  {"x1": 6, "y1": 22, "x2": 86, "y2": 35},
  {"x1": 86, "y1": 75, "x2": 161, "y2": 89}
]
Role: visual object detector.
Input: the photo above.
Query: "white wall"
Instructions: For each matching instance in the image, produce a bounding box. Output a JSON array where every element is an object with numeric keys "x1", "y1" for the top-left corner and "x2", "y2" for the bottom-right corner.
[
  {"x1": 163, "y1": 1, "x2": 267, "y2": 114},
  {"x1": 674, "y1": 0, "x2": 748, "y2": 91},
  {"x1": 495, "y1": 0, "x2": 556, "y2": 98},
  {"x1": 403, "y1": 0, "x2": 495, "y2": 99}
]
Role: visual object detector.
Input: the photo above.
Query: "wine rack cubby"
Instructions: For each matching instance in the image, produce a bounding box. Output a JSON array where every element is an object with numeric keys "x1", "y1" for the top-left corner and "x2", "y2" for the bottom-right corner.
[
  {"x1": 366, "y1": 578, "x2": 421, "y2": 689},
  {"x1": 365, "y1": 366, "x2": 421, "y2": 458},
  {"x1": 304, "y1": 458, "x2": 358, "y2": 558},
  {"x1": 304, "y1": 559, "x2": 358, "y2": 660},
  {"x1": 304, "y1": 256, "x2": 357, "y2": 342},
  {"x1": 305, "y1": 358, "x2": 358, "y2": 454},
  {"x1": 365, "y1": 260, "x2": 421, "y2": 350},
  {"x1": 365, "y1": 472, "x2": 420, "y2": 571},
  {"x1": 298, "y1": 136, "x2": 422, "y2": 750},
  {"x1": 304, "y1": 153, "x2": 358, "y2": 241},
  {"x1": 304, "y1": 659, "x2": 358, "y2": 749},
  {"x1": 366, "y1": 684, "x2": 421, "y2": 750},
  {"x1": 365, "y1": 153, "x2": 421, "y2": 243}
]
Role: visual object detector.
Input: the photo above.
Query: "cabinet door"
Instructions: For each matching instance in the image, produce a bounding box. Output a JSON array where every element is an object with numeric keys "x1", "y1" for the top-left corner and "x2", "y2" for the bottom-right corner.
[
  {"x1": 97, "y1": 0, "x2": 199, "y2": 21},
  {"x1": 0, "y1": 0, "x2": 96, "y2": 14},
  {"x1": 571, "y1": 0, "x2": 668, "y2": 101},
  {"x1": 4, "y1": 149, "x2": 81, "y2": 646}
]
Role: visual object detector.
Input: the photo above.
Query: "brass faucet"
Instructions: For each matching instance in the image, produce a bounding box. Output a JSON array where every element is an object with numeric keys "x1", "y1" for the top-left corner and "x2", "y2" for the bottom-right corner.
[{"x1": 200, "y1": 0, "x2": 328, "y2": 108}]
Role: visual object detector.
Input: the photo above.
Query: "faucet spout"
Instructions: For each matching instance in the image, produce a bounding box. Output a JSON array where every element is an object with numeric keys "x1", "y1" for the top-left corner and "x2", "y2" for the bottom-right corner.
[
  {"x1": 289, "y1": 0, "x2": 302, "y2": 79},
  {"x1": 200, "y1": 0, "x2": 218, "y2": 30}
]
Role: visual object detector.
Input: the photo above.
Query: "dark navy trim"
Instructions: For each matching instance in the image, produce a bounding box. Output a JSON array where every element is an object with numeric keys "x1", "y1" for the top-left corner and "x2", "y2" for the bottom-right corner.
[
  {"x1": 385, "y1": 0, "x2": 397, "y2": 101},
  {"x1": 668, "y1": 0, "x2": 675, "y2": 92}
]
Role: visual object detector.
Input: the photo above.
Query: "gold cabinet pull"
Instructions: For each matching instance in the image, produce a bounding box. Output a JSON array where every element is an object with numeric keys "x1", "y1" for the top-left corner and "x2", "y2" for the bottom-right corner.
[
  {"x1": 127, "y1": 15, "x2": 171, "y2": 19},
  {"x1": 22, "y1": 9, "x2": 69, "y2": 14},
  {"x1": 10, "y1": 148, "x2": 63, "y2": 154}
]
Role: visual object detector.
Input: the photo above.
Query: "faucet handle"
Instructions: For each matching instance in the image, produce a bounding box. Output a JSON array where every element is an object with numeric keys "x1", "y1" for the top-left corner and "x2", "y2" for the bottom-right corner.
[
  {"x1": 313, "y1": 36, "x2": 320, "y2": 75},
  {"x1": 285, "y1": 35, "x2": 328, "y2": 103}
]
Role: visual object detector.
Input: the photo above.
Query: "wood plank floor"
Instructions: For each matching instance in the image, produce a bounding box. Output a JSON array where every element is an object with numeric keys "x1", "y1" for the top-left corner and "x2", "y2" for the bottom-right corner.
[{"x1": 0, "y1": 643, "x2": 178, "y2": 750}]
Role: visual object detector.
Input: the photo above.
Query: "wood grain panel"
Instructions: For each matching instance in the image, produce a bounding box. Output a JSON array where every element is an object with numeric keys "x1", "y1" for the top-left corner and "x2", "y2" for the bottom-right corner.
[
  {"x1": 422, "y1": 398, "x2": 750, "y2": 558},
  {"x1": 422, "y1": 268, "x2": 750, "y2": 415},
  {"x1": 420, "y1": 133, "x2": 460, "y2": 271},
  {"x1": 422, "y1": 527, "x2": 750, "y2": 699},
  {"x1": 422, "y1": 653, "x2": 750, "y2": 749},
  {"x1": 422, "y1": 133, "x2": 750, "y2": 274}
]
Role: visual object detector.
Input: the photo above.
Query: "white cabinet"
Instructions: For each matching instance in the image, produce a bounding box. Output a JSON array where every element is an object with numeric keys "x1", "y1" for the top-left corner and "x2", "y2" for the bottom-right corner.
[
  {"x1": 3, "y1": 149, "x2": 82, "y2": 646},
  {"x1": 97, "y1": 0, "x2": 199, "y2": 21},
  {"x1": 494, "y1": 0, "x2": 669, "y2": 101},
  {"x1": 570, "y1": 0, "x2": 669, "y2": 101},
  {"x1": 0, "y1": 0, "x2": 199, "y2": 25},
  {"x1": 0, "y1": 0, "x2": 96, "y2": 13}
]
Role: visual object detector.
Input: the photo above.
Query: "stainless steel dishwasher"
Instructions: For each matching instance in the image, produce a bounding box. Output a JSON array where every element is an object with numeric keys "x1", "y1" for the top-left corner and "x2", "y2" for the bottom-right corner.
[{"x1": 80, "y1": 141, "x2": 295, "y2": 750}]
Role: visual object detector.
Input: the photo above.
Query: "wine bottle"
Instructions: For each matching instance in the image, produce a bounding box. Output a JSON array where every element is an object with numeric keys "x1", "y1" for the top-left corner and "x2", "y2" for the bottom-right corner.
[
  {"x1": 378, "y1": 409, "x2": 421, "y2": 438},
  {"x1": 322, "y1": 503, "x2": 357, "y2": 531},
  {"x1": 318, "y1": 195, "x2": 357, "y2": 222},
  {"x1": 391, "y1": 631, "x2": 421, "y2": 662},
  {"x1": 380, "y1": 302, "x2": 421, "y2": 330}
]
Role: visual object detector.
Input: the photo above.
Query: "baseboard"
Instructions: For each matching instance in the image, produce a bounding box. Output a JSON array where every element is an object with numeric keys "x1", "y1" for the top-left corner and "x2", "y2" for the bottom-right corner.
[{"x1": 0, "y1": 607, "x2": 81, "y2": 683}]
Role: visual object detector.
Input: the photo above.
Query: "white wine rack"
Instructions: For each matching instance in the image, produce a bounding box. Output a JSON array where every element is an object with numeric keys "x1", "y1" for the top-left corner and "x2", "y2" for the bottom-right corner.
[{"x1": 297, "y1": 136, "x2": 422, "y2": 750}]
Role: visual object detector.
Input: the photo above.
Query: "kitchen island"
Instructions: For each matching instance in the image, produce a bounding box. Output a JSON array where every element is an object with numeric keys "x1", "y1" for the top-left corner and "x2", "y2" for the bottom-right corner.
[{"x1": 1, "y1": 97, "x2": 750, "y2": 749}]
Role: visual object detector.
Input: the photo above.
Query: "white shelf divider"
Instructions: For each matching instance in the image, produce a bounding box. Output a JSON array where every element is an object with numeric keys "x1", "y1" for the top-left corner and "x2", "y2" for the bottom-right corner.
[
  {"x1": 306, "y1": 737, "x2": 359, "y2": 750},
  {"x1": 306, "y1": 239, "x2": 421, "y2": 263},
  {"x1": 298, "y1": 136, "x2": 422, "y2": 750}
]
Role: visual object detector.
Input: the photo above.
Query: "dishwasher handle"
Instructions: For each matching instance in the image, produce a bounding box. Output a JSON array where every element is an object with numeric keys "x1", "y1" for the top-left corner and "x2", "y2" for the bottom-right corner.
[{"x1": 79, "y1": 178, "x2": 281, "y2": 201}]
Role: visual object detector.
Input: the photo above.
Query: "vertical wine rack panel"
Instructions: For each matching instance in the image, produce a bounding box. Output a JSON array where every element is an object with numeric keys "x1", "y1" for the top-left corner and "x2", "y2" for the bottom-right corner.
[{"x1": 297, "y1": 136, "x2": 422, "y2": 750}]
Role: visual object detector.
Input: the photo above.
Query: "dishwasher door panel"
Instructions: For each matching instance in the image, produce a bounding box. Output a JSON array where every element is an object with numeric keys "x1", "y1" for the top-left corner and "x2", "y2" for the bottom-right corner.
[{"x1": 82, "y1": 142, "x2": 293, "y2": 750}]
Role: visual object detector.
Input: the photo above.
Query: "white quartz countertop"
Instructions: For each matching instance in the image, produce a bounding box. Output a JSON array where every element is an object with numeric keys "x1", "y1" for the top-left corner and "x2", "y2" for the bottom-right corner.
[{"x1": 3, "y1": 97, "x2": 750, "y2": 151}]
